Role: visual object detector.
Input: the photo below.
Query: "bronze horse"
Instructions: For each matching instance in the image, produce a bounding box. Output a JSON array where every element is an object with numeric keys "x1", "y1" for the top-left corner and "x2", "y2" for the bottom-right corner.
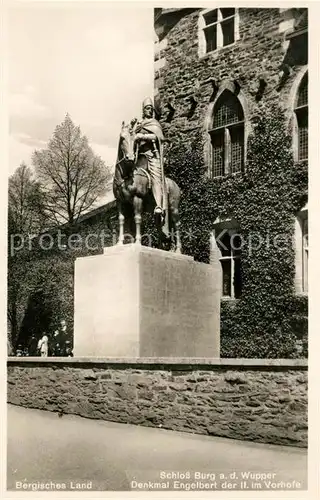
[{"x1": 113, "y1": 120, "x2": 182, "y2": 252}]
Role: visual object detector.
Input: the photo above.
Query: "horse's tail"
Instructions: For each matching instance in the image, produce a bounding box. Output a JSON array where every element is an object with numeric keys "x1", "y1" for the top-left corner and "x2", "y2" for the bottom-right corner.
[{"x1": 166, "y1": 176, "x2": 181, "y2": 206}]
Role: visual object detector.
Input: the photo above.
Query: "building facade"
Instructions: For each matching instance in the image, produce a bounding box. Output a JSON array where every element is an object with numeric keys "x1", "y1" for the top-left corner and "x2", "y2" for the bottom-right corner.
[
  {"x1": 154, "y1": 7, "x2": 307, "y2": 164},
  {"x1": 153, "y1": 7, "x2": 308, "y2": 356}
]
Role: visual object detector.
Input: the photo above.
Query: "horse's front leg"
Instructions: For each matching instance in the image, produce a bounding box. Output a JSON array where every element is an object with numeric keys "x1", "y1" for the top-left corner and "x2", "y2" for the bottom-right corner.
[
  {"x1": 117, "y1": 203, "x2": 125, "y2": 245},
  {"x1": 133, "y1": 196, "x2": 143, "y2": 245}
]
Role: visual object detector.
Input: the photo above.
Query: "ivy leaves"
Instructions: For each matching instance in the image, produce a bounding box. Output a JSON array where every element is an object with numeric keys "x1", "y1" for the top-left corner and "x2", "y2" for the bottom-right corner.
[{"x1": 165, "y1": 105, "x2": 308, "y2": 358}]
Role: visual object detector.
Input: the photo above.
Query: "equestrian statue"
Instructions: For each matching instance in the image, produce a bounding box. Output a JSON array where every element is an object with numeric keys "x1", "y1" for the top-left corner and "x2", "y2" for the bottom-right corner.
[{"x1": 113, "y1": 97, "x2": 182, "y2": 252}]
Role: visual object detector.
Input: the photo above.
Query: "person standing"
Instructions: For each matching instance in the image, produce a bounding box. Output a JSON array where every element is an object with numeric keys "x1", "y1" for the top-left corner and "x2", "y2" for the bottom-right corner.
[
  {"x1": 59, "y1": 319, "x2": 73, "y2": 356},
  {"x1": 28, "y1": 335, "x2": 38, "y2": 356},
  {"x1": 52, "y1": 329, "x2": 61, "y2": 356},
  {"x1": 59, "y1": 320, "x2": 67, "y2": 356},
  {"x1": 37, "y1": 333, "x2": 49, "y2": 357}
]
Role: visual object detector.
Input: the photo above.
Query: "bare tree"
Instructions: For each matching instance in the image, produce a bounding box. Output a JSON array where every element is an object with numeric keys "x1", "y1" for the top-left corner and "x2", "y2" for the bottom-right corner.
[
  {"x1": 8, "y1": 162, "x2": 45, "y2": 236},
  {"x1": 32, "y1": 114, "x2": 111, "y2": 225},
  {"x1": 8, "y1": 163, "x2": 45, "y2": 351}
]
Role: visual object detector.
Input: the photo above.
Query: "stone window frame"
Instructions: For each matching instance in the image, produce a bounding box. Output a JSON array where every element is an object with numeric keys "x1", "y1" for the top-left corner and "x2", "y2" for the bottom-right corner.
[
  {"x1": 287, "y1": 66, "x2": 308, "y2": 163},
  {"x1": 210, "y1": 91, "x2": 244, "y2": 177},
  {"x1": 198, "y1": 7, "x2": 240, "y2": 58},
  {"x1": 294, "y1": 204, "x2": 308, "y2": 294},
  {"x1": 210, "y1": 217, "x2": 242, "y2": 300},
  {"x1": 203, "y1": 81, "x2": 251, "y2": 179},
  {"x1": 294, "y1": 72, "x2": 308, "y2": 161}
]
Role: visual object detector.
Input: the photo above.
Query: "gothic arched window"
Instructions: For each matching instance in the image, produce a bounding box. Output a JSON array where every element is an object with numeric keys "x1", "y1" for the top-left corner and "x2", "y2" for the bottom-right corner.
[
  {"x1": 209, "y1": 91, "x2": 244, "y2": 177},
  {"x1": 294, "y1": 72, "x2": 308, "y2": 161}
]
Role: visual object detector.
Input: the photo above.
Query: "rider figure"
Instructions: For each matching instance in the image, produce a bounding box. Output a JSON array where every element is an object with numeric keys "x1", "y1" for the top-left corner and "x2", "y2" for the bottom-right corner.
[{"x1": 134, "y1": 97, "x2": 165, "y2": 216}]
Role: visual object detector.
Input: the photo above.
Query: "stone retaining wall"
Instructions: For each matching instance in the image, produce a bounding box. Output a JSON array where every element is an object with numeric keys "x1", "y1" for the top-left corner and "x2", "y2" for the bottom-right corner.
[{"x1": 7, "y1": 358, "x2": 307, "y2": 447}]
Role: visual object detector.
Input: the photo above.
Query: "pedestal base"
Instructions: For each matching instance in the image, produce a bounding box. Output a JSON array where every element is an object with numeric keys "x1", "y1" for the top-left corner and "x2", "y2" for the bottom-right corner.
[{"x1": 74, "y1": 244, "x2": 220, "y2": 357}]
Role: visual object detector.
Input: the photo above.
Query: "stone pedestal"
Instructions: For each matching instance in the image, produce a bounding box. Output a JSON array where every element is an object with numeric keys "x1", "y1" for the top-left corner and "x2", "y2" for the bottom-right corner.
[{"x1": 74, "y1": 244, "x2": 220, "y2": 358}]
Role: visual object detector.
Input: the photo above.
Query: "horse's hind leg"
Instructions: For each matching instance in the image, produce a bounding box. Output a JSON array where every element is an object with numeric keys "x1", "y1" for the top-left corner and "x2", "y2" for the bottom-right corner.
[
  {"x1": 167, "y1": 180, "x2": 182, "y2": 254},
  {"x1": 172, "y1": 207, "x2": 182, "y2": 254}
]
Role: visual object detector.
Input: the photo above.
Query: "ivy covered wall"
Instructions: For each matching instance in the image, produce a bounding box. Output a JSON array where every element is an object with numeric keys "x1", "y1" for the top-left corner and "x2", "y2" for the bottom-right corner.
[
  {"x1": 162, "y1": 105, "x2": 308, "y2": 358},
  {"x1": 152, "y1": 7, "x2": 308, "y2": 357}
]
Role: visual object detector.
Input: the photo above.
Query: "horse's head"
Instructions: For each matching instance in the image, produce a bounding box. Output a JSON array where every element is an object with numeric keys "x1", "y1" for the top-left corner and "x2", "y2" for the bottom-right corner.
[{"x1": 119, "y1": 119, "x2": 137, "y2": 164}]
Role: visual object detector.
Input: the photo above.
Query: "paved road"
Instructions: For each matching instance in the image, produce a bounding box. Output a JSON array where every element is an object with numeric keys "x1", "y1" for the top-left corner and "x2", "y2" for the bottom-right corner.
[{"x1": 7, "y1": 404, "x2": 307, "y2": 492}]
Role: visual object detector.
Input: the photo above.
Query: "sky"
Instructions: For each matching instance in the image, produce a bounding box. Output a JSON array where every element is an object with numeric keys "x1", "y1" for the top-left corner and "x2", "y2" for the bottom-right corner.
[{"x1": 8, "y1": 2, "x2": 154, "y2": 201}]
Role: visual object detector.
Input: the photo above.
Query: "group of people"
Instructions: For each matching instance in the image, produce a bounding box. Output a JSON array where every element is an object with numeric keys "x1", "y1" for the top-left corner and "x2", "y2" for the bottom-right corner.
[{"x1": 15, "y1": 319, "x2": 73, "y2": 357}]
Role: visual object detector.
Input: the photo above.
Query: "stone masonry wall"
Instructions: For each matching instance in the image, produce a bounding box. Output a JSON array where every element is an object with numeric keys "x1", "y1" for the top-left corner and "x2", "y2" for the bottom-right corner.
[
  {"x1": 7, "y1": 359, "x2": 307, "y2": 448},
  {"x1": 155, "y1": 8, "x2": 307, "y2": 146}
]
